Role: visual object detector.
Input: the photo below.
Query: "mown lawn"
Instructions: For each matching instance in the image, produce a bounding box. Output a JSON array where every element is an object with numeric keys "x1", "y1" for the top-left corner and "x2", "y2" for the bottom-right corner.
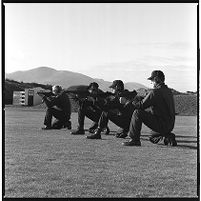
[{"x1": 4, "y1": 106, "x2": 198, "y2": 198}]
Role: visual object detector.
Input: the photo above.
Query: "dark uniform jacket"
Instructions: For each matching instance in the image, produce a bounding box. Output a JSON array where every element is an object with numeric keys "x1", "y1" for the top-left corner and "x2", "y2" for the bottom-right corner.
[
  {"x1": 125, "y1": 83, "x2": 175, "y2": 132},
  {"x1": 80, "y1": 89, "x2": 106, "y2": 110},
  {"x1": 95, "y1": 89, "x2": 137, "y2": 117},
  {"x1": 43, "y1": 91, "x2": 71, "y2": 117}
]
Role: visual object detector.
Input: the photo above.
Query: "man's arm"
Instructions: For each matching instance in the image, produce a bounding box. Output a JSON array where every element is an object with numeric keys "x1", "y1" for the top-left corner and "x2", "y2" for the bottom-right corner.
[
  {"x1": 122, "y1": 90, "x2": 156, "y2": 110},
  {"x1": 43, "y1": 92, "x2": 63, "y2": 108},
  {"x1": 65, "y1": 90, "x2": 90, "y2": 103}
]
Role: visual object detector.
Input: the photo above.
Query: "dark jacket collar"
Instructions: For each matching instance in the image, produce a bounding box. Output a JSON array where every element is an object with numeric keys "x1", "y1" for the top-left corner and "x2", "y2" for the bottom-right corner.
[{"x1": 154, "y1": 82, "x2": 167, "y2": 89}]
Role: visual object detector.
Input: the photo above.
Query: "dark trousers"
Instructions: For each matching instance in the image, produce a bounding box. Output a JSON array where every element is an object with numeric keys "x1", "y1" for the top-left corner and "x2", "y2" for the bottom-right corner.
[
  {"x1": 78, "y1": 100, "x2": 102, "y2": 129},
  {"x1": 98, "y1": 109, "x2": 131, "y2": 132},
  {"x1": 128, "y1": 109, "x2": 171, "y2": 141},
  {"x1": 44, "y1": 108, "x2": 70, "y2": 128}
]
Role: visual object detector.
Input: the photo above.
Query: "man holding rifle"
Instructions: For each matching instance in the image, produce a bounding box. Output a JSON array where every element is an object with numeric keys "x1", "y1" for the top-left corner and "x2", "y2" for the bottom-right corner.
[
  {"x1": 86, "y1": 80, "x2": 137, "y2": 139},
  {"x1": 121, "y1": 70, "x2": 177, "y2": 146},
  {"x1": 38, "y1": 85, "x2": 71, "y2": 130},
  {"x1": 71, "y1": 82, "x2": 110, "y2": 135}
]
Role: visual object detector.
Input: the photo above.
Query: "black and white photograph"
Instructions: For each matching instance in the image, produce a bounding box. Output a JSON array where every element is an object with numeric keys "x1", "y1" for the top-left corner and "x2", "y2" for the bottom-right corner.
[{"x1": 3, "y1": 2, "x2": 198, "y2": 198}]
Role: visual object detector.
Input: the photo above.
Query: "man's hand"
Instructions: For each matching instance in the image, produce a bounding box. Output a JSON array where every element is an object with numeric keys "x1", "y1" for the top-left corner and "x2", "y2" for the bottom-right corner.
[
  {"x1": 119, "y1": 97, "x2": 130, "y2": 105},
  {"x1": 86, "y1": 96, "x2": 95, "y2": 102}
]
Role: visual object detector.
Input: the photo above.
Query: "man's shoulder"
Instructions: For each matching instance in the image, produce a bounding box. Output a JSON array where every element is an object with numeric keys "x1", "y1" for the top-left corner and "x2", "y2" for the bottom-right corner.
[
  {"x1": 98, "y1": 89, "x2": 105, "y2": 94},
  {"x1": 58, "y1": 91, "x2": 69, "y2": 98},
  {"x1": 152, "y1": 85, "x2": 172, "y2": 95}
]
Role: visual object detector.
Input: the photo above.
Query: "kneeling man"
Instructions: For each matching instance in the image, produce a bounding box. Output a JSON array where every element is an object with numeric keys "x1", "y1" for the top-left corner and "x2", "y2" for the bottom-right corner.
[{"x1": 41, "y1": 85, "x2": 71, "y2": 130}]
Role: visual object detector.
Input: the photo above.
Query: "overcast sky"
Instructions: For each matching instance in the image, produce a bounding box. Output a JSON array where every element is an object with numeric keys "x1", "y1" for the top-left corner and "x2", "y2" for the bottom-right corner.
[{"x1": 4, "y1": 3, "x2": 197, "y2": 92}]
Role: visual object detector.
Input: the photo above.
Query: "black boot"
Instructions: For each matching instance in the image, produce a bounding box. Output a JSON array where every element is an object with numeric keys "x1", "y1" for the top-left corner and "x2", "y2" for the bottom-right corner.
[
  {"x1": 103, "y1": 127, "x2": 110, "y2": 135},
  {"x1": 115, "y1": 128, "x2": 124, "y2": 138},
  {"x1": 88, "y1": 122, "x2": 98, "y2": 133},
  {"x1": 118, "y1": 130, "x2": 128, "y2": 138},
  {"x1": 86, "y1": 128, "x2": 102, "y2": 139},
  {"x1": 64, "y1": 121, "x2": 72, "y2": 130},
  {"x1": 41, "y1": 126, "x2": 52, "y2": 130},
  {"x1": 71, "y1": 128, "x2": 85, "y2": 135},
  {"x1": 164, "y1": 133, "x2": 177, "y2": 146}
]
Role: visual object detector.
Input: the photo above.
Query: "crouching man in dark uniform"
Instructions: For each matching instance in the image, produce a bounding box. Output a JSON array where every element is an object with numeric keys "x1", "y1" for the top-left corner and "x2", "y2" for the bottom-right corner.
[
  {"x1": 41, "y1": 85, "x2": 71, "y2": 130},
  {"x1": 71, "y1": 82, "x2": 110, "y2": 135},
  {"x1": 121, "y1": 70, "x2": 177, "y2": 146},
  {"x1": 86, "y1": 80, "x2": 137, "y2": 139}
]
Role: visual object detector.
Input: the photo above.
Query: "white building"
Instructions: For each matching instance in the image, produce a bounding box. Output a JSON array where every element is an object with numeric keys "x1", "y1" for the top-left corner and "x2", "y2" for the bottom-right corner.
[{"x1": 13, "y1": 87, "x2": 51, "y2": 106}]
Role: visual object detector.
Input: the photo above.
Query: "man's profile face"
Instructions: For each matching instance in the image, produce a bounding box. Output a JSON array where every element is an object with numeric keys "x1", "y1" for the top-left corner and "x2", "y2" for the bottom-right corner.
[
  {"x1": 150, "y1": 79, "x2": 157, "y2": 88},
  {"x1": 111, "y1": 88, "x2": 116, "y2": 94},
  {"x1": 111, "y1": 85, "x2": 121, "y2": 94},
  {"x1": 88, "y1": 87, "x2": 98, "y2": 95},
  {"x1": 52, "y1": 86, "x2": 60, "y2": 95}
]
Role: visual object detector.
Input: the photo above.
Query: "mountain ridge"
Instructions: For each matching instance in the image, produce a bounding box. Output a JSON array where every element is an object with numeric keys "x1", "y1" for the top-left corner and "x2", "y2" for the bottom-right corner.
[{"x1": 6, "y1": 66, "x2": 148, "y2": 91}]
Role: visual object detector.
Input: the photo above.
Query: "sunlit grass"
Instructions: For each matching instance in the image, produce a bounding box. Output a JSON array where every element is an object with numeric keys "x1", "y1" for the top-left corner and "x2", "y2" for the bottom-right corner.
[{"x1": 4, "y1": 107, "x2": 197, "y2": 198}]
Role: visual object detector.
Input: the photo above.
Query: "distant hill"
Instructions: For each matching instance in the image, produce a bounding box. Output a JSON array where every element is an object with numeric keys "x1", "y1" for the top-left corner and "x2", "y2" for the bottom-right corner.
[{"x1": 6, "y1": 67, "x2": 148, "y2": 91}]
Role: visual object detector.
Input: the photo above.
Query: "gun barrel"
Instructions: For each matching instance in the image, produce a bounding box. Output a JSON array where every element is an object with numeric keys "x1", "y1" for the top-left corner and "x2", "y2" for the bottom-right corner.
[{"x1": 37, "y1": 91, "x2": 53, "y2": 97}]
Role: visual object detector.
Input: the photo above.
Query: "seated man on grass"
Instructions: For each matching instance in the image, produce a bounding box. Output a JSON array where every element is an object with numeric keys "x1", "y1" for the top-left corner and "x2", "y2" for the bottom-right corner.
[{"x1": 121, "y1": 70, "x2": 177, "y2": 146}]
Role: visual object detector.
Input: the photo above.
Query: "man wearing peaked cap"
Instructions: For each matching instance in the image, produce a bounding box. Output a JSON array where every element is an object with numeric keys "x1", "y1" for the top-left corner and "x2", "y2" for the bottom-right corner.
[
  {"x1": 109, "y1": 80, "x2": 124, "y2": 89},
  {"x1": 147, "y1": 70, "x2": 165, "y2": 82},
  {"x1": 120, "y1": 70, "x2": 177, "y2": 146},
  {"x1": 71, "y1": 82, "x2": 110, "y2": 135},
  {"x1": 86, "y1": 79, "x2": 137, "y2": 139}
]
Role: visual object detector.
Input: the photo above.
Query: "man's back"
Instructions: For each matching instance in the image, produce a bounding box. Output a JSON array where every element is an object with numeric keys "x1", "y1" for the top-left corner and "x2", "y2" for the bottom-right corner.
[
  {"x1": 147, "y1": 84, "x2": 175, "y2": 132},
  {"x1": 56, "y1": 91, "x2": 71, "y2": 116},
  {"x1": 46, "y1": 91, "x2": 71, "y2": 116}
]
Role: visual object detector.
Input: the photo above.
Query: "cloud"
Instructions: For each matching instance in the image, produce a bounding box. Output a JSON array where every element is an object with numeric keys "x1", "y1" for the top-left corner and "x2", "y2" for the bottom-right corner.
[
  {"x1": 123, "y1": 41, "x2": 195, "y2": 50},
  {"x1": 142, "y1": 55, "x2": 196, "y2": 66},
  {"x1": 80, "y1": 59, "x2": 197, "y2": 92}
]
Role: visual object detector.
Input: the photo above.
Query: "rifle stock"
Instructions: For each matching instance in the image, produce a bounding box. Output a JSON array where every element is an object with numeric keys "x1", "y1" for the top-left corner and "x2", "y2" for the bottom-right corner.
[
  {"x1": 118, "y1": 90, "x2": 137, "y2": 100},
  {"x1": 37, "y1": 91, "x2": 53, "y2": 97},
  {"x1": 65, "y1": 90, "x2": 89, "y2": 96}
]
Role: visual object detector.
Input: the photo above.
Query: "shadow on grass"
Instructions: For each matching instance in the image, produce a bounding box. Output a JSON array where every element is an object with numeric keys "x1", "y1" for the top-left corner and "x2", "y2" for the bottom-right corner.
[
  {"x1": 141, "y1": 134, "x2": 197, "y2": 139},
  {"x1": 141, "y1": 137, "x2": 197, "y2": 150},
  {"x1": 81, "y1": 129, "x2": 198, "y2": 149},
  {"x1": 176, "y1": 140, "x2": 197, "y2": 143},
  {"x1": 157, "y1": 144, "x2": 197, "y2": 150}
]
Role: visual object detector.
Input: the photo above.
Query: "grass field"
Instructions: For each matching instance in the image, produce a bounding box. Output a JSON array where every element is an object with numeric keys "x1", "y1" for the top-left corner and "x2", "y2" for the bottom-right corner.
[{"x1": 4, "y1": 106, "x2": 198, "y2": 198}]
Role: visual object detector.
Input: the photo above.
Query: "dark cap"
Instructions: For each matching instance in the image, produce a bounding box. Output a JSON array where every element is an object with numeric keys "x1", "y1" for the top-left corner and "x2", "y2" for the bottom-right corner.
[
  {"x1": 88, "y1": 82, "x2": 99, "y2": 90},
  {"x1": 109, "y1": 80, "x2": 124, "y2": 89},
  {"x1": 147, "y1": 70, "x2": 165, "y2": 82}
]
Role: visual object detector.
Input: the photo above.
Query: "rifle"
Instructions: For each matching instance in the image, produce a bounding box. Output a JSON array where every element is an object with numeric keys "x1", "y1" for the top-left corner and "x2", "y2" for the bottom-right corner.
[
  {"x1": 65, "y1": 90, "x2": 89, "y2": 96},
  {"x1": 64, "y1": 90, "x2": 89, "y2": 103},
  {"x1": 93, "y1": 90, "x2": 138, "y2": 111},
  {"x1": 65, "y1": 84, "x2": 137, "y2": 109},
  {"x1": 118, "y1": 90, "x2": 137, "y2": 101},
  {"x1": 64, "y1": 85, "x2": 114, "y2": 102},
  {"x1": 37, "y1": 91, "x2": 53, "y2": 98}
]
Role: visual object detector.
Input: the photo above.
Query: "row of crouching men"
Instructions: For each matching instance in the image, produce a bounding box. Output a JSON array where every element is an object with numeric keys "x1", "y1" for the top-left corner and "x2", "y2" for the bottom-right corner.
[{"x1": 40, "y1": 70, "x2": 177, "y2": 147}]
